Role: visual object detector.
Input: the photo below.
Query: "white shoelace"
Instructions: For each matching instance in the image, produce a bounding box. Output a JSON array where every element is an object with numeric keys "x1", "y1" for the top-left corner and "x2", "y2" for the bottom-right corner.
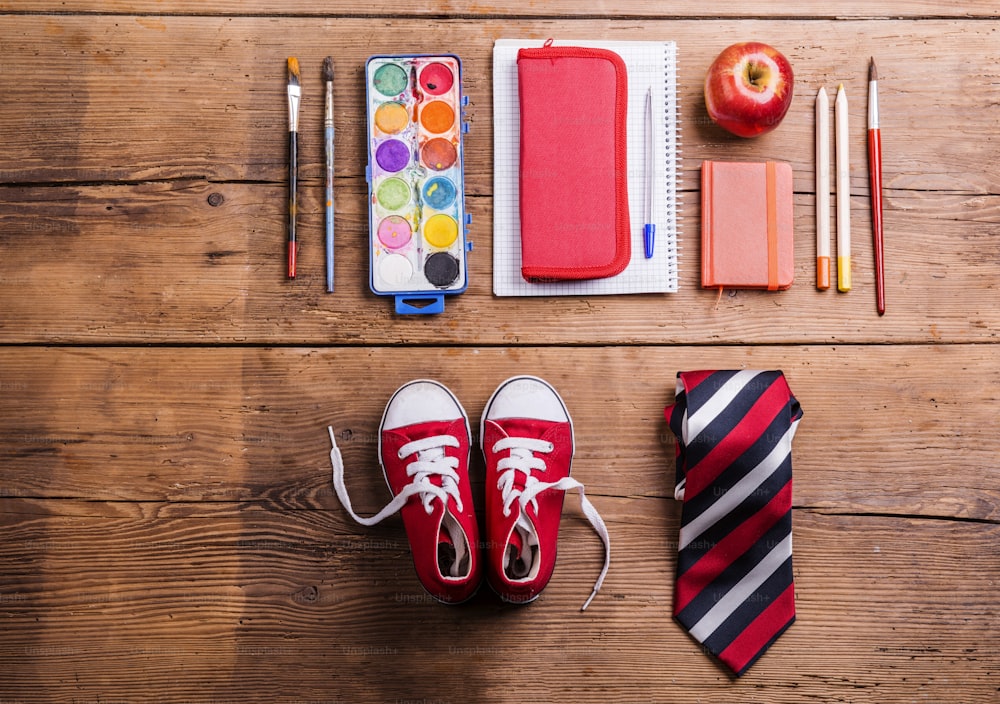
[
  {"x1": 493, "y1": 436, "x2": 611, "y2": 611},
  {"x1": 328, "y1": 427, "x2": 464, "y2": 527}
]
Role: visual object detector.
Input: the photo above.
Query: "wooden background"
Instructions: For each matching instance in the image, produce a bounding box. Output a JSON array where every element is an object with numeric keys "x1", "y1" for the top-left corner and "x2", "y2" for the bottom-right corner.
[{"x1": 1, "y1": 2, "x2": 998, "y2": 702}]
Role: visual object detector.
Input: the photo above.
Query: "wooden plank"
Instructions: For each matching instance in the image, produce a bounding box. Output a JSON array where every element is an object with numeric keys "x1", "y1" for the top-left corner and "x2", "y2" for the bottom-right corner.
[
  {"x1": 1, "y1": 17, "x2": 998, "y2": 344},
  {"x1": 2, "y1": 1, "x2": 999, "y2": 18},
  {"x1": 0, "y1": 5, "x2": 995, "y2": 704},
  {"x1": 1, "y1": 345, "x2": 997, "y2": 520},
  {"x1": 1, "y1": 498, "x2": 997, "y2": 702},
  {"x1": 0, "y1": 15, "x2": 1000, "y2": 195},
  {"x1": 0, "y1": 182, "x2": 998, "y2": 344},
  {"x1": 0, "y1": 17, "x2": 998, "y2": 191}
]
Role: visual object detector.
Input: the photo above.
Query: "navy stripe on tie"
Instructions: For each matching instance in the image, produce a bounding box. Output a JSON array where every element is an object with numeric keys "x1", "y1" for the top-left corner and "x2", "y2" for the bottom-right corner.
[
  {"x1": 677, "y1": 405, "x2": 794, "y2": 527},
  {"x1": 677, "y1": 421, "x2": 796, "y2": 553},
  {"x1": 668, "y1": 370, "x2": 801, "y2": 676},
  {"x1": 676, "y1": 513, "x2": 792, "y2": 627},
  {"x1": 668, "y1": 389, "x2": 687, "y2": 490},
  {"x1": 682, "y1": 376, "x2": 770, "y2": 469},
  {"x1": 682, "y1": 370, "x2": 742, "y2": 416},
  {"x1": 700, "y1": 554, "x2": 795, "y2": 658},
  {"x1": 675, "y1": 463, "x2": 792, "y2": 577}
]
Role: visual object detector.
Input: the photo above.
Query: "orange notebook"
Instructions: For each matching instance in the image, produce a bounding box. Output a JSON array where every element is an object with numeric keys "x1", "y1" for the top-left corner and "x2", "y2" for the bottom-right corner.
[{"x1": 701, "y1": 160, "x2": 794, "y2": 290}]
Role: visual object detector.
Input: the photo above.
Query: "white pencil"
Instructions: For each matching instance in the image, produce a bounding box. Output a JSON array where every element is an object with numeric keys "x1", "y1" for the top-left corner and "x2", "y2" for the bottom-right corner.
[
  {"x1": 835, "y1": 83, "x2": 851, "y2": 292},
  {"x1": 816, "y1": 86, "x2": 831, "y2": 290}
]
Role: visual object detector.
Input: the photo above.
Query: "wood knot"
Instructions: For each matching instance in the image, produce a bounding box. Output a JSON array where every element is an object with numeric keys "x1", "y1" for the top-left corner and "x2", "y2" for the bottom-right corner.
[
  {"x1": 207, "y1": 192, "x2": 225, "y2": 207},
  {"x1": 293, "y1": 585, "x2": 319, "y2": 603}
]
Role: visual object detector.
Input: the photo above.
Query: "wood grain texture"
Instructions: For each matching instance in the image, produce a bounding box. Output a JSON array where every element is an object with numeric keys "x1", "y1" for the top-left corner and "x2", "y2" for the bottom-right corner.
[
  {"x1": 1, "y1": 16, "x2": 998, "y2": 189},
  {"x1": 1, "y1": 17, "x2": 998, "y2": 343},
  {"x1": 0, "y1": 346, "x2": 996, "y2": 519},
  {"x1": 0, "y1": 181, "x2": 997, "y2": 344},
  {"x1": 0, "y1": 15, "x2": 1000, "y2": 195},
  {"x1": 1, "y1": 4, "x2": 998, "y2": 703},
  {"x1": 2, "y1": 0, "x2": 1000, "y2": 17},
  {"x1": 1, "y1": 500, "x2": 998, "y2": 703}
]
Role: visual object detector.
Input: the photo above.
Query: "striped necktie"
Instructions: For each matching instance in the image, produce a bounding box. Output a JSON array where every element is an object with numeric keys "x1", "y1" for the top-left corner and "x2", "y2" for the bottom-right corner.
[{"x1": 665, "y1": 370, "x2": 802, "y2": 676}]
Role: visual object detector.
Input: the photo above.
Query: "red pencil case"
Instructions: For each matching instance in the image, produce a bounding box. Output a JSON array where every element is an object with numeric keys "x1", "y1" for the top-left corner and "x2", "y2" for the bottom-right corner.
[{"x1": 517, "y1": 43, "x2": 631, "y2": 282}]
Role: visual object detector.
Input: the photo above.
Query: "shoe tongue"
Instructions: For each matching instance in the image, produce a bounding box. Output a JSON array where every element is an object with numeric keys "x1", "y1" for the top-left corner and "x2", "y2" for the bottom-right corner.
[
  {"x1": 504, "y1": 509, "x2": 538, "y2": 579},
  {"x1": 508, "y1": 521, "x2": 524, "y2": 553},
  {"x1": 434, "y1": 503, "x2": 458, "y2": 577},
  {"x1": 437, "y1": 537, "x2": 457, "y2": 577},
  {"x1": 400, "y1": 418, "x2": 456, "y2": 436},
  {"x1": 493, "y1": 417, "x2": 553, "y2": 441},
  {"x1": 437, "y1": 510, "x2": 470, "y2": 579}
]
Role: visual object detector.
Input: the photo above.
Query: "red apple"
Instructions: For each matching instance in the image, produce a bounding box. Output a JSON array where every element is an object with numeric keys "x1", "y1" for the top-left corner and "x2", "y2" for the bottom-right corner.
[{"x1": 704, "y1": 42, "x2": 794, "y2": 138}]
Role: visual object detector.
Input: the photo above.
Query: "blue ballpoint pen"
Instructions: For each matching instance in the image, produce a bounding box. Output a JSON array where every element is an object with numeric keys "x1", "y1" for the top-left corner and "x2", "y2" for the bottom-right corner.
[
  {"x1": 643, "y1": 87, "x2": 655, "y2": 259},
  {"x1": 322, "y1": 57, "x2": 335, "y2": 292}
]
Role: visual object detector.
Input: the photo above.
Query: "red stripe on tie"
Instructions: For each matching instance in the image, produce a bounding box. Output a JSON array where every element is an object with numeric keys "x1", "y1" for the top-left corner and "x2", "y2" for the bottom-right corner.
[
  {"x1": 718, "y1": 583, "x2": 796, "y2": 676},
  {"x1": 682, "y1": 380, "x2": 789, "y2": 501},
  {"x1": 673, "y1": 480, "x2": 792, "y2": 614},
  {"x1": 679, "y1": 370, "x2": 718, "y2": 392}
]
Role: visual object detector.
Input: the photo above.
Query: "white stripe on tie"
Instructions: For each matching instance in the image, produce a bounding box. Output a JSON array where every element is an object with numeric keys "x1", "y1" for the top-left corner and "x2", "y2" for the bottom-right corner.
[
  {"x1": 688, "y1": 533, "x2": 793, "y2": 643},
  {"x1": 678, "y1": 423, "x2": 795, "y2": 551},
  {"x1": 684, "y1": 370, "x2": 765, "y2": 444}
]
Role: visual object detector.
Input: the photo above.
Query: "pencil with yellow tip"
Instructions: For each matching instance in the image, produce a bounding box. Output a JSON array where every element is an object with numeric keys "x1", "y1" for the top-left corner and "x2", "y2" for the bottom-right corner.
[{"x1": 835, "y1": 82, "x2": 851, "y2": 292}]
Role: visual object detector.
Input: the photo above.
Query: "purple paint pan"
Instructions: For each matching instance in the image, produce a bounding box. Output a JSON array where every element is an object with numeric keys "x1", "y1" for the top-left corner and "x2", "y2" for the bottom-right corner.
[{"x1": 375, "y1": 139, "x2": 410, "y2": 173}]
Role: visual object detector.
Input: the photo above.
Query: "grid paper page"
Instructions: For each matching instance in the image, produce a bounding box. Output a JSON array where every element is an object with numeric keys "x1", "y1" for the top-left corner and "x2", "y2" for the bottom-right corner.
[{"x1": 492, "y1": 39, "x2": 680, "y2": 296}]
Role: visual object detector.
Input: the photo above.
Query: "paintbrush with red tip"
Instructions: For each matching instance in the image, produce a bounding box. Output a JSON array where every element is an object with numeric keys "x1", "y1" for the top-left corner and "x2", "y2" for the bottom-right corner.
[{"x1": 868, "y1": 57, "x2": 885, "y2": 315}]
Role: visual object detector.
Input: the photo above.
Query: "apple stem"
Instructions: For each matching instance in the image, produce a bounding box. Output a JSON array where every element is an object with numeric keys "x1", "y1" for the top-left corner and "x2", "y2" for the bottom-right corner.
[{"x1": 746, "y1": 62, "x2": 770, "y2": 89}]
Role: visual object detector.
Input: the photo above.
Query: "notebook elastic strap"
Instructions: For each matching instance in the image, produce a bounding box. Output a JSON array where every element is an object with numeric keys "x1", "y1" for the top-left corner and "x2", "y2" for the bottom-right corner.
[{"x1": 765, "y1": 161, "x2": 779, "y2": 291}]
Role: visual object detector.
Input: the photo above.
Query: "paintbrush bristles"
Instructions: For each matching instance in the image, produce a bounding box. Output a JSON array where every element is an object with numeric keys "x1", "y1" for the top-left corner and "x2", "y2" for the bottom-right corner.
[
  {"x1": 322, "y1": 56, "x2": 334, "y2": 82},
  {"x1": 869, "y1": 57, "x2": 877, "y2": 82},
  {"x1": 287, "y1": 57, "x2": 301, "y2": 133}
]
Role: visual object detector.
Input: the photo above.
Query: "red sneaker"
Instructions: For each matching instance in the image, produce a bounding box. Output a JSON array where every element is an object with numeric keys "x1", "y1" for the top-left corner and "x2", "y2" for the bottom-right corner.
[
  {"x1": 480, "y1": 376, "x2": 610, "y2": 610},
  {"x1": 329, "y1": 380, "x2": 482, "y2": 604}
]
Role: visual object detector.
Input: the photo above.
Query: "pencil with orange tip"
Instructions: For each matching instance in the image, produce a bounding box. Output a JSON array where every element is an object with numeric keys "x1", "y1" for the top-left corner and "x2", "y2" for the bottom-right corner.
[
  {"x1": 815, "y1": 86, "x2": 831, "y2": 290},
  {"x1": 286, "y1": 57, "x2": 301, "y2": 279}
]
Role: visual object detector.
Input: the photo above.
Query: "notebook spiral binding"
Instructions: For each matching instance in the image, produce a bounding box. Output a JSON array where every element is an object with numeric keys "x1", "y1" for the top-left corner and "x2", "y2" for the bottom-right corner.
[{"x1": 664, "y1": 44, "x2": 681, "y2": 289}]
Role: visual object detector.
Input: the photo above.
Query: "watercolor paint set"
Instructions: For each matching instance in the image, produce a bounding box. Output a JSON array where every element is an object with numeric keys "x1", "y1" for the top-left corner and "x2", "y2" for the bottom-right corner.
[{"x1": 365, "y1": 54, "x2": 471, "y2": 315}]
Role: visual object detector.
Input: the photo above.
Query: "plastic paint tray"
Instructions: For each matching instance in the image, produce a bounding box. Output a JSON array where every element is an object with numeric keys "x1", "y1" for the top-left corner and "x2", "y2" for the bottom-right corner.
[{"x1": 365, "y1": 54, "x2": 471, "y2": 315}]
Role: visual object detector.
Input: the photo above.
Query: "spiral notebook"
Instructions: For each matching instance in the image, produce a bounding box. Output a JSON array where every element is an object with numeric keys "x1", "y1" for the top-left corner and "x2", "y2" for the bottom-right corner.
[{"x1": 492, "y1": 38, "x2": 681, "y2": 296}]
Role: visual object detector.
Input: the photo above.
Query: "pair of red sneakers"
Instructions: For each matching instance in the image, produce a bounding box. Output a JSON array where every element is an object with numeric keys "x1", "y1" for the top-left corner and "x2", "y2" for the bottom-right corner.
[{"x1": 329, "y1": 376, "x2": 610, "y2": 610}]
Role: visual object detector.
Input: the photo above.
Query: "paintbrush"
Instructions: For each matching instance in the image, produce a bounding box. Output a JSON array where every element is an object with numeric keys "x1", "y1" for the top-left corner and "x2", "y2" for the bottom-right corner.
[
  {"x1": 286, "y1": 57, "x2": 301, "y2": 278},
  {"x1": 868, "y1": 57, "x2": 885, "y2": 315},
  {"x1": 323, "y1": 56, "x2": 335, "y2": 292}
]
